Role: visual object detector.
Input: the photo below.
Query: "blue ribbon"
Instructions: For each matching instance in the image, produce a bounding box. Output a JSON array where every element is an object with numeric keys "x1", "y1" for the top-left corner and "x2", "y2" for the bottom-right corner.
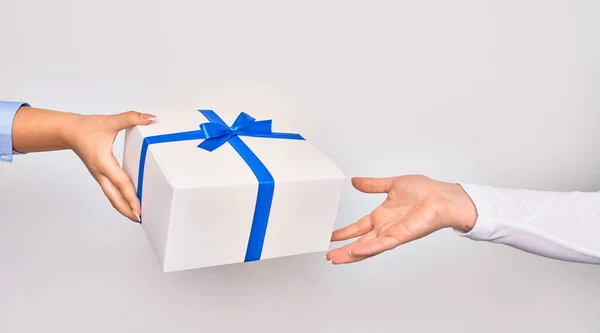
[{"x1": 136, "y1": 110, "x2": 305, "y2": 262}]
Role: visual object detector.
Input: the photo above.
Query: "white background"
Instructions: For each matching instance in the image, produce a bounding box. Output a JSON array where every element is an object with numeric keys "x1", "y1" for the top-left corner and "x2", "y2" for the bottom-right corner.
[{"x1": 1, "y1": 0, "x2": 600, "y2": 332}]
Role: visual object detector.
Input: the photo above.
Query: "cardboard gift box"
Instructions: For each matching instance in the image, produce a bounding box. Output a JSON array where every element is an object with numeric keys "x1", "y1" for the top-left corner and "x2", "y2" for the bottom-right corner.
[{"x1": 122, "y1": 109, "x2": 346, "y2": 272}]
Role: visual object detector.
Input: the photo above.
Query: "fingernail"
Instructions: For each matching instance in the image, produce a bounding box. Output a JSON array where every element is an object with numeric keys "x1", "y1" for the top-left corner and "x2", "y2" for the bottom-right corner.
[
  {"x1": 348, "y1": 249, "x2": 353, "y2": 256},
  {"x1": 133, "y1": 211, "x2": 141, "y2": 222},
  {"x1": 141, "y1": 113, "x2": 157, "y2": 121}
]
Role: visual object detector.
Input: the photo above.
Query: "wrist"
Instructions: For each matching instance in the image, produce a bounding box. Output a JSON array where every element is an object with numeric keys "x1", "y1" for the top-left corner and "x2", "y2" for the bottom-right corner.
[
  {"x1": 60, "y1": 113, "x2": 86, "y2": 151},
  {"x1": 438, "y1": 182, "x2": 477, "y2": 232}
]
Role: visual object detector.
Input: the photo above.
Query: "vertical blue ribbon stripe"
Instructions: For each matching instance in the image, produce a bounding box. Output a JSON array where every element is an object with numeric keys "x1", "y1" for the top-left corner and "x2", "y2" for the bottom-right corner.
[{"x1": 136, "y1": 110, "x2": 305, "y2": 262}]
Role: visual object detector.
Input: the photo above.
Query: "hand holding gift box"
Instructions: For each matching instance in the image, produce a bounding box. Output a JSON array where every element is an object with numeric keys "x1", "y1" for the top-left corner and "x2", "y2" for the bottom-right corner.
[{"x1": 123, "y1": 109, "x2": 346, "y2": 272}]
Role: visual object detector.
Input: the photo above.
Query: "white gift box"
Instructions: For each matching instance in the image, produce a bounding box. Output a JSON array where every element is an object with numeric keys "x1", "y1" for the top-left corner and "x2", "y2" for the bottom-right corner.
[{"x1": 122, "y1": 109, "x2": 346, "y2": 272}]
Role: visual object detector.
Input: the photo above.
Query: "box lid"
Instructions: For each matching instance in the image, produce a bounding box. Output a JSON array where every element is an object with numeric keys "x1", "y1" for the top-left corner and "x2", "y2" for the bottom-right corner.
[{"x1": 127, "y1": 109, "x2": 345, "y2": 189}]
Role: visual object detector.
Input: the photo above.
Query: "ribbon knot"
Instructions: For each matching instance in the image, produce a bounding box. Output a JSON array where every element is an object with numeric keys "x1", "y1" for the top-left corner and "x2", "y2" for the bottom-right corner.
[{"x1": 197, "y1": 112, "x2": 273, "y2": 152}]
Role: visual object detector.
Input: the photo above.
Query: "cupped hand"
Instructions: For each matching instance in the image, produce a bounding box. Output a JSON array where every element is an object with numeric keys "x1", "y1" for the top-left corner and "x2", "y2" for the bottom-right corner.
[
  {"x1": 66, "y1": 111, "x2": 156, "y2": 222},
  {"x1": 326, "y1": 175, "x2": 477, "y2": 264}
]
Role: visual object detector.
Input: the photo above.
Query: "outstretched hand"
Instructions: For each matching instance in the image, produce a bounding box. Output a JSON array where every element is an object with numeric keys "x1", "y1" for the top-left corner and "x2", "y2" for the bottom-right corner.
[
  {"x1": 326, "y1": 175, "x2": 477, "y2": 264},
  {"x1": 67, "y1": 112, "x2": 156, "y2": 222},
  {"x1": 12, "y1": 107, "x2": 155, "y2": 222}
]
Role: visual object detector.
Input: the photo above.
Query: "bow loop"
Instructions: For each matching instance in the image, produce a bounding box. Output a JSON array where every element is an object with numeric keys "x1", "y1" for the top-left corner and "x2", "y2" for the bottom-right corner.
[
  {"x1": 238, "y1": 119, "x2": 272, "y2": 134},
  {"x1": 230, "y1": 112, "x2": 256, "y2": 130}
]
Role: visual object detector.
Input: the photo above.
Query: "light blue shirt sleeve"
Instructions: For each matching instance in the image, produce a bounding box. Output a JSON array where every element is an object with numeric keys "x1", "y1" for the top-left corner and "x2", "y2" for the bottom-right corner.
[{"x1": 0, "y1": 101, "x2": 30, "y2": 162}]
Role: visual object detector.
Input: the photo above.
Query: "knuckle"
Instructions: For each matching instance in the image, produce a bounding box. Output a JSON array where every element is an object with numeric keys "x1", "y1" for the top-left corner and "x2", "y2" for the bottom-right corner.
[
  {"x1": 109, "y1": 200, "x2": 119, "y2": 210},
  {"x1": 92, "y1": 160, "x2": 104, "y2": 173},
  {"x1": 366, "y1": 178, "x2": 375, "y2": 188},
  {"x1": 126, "y1": 111, "x2": 140, "y2": 120},
  {"x1": 115, "y1": 179, "x2": 130, "y2": 190},
  {"x1": 350, "y1": 223, "x2": 361, "y2": 236},
  {"x1": 112, "y1": 111, "x2": 138, "y2": 126}
]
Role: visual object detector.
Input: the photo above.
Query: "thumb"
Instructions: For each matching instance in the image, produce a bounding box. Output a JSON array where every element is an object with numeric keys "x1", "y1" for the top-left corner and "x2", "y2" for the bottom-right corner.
[
  {"x1": 352, "y1": 177, "x2": 394, "y2": 194},
  {"x1": 112, "y1": 111, "x2": 156, "y2": 130}
]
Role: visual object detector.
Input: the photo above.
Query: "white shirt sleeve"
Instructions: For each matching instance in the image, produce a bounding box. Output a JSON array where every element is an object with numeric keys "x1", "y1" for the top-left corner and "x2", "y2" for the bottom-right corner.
[{"x1": 455, "y1": 183, "x2": 600, "y2": 264}]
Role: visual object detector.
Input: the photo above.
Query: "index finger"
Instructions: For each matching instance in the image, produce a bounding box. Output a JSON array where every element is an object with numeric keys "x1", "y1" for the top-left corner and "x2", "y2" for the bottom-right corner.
[
  {"x1": 102, "y1": 154, "x2": 141, "y2": 220},
  {"x1": 331, "y1": 214, "x2": 373, "y2": 241},
  {"x1": 97, "y1": 175, "x2": 140, "y2": 222}
]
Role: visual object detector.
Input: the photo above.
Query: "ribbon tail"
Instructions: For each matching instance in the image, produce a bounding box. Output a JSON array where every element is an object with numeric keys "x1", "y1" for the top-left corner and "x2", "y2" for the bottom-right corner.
[
  {"x1": 231, "y1": 112, "x2": 256, "y2": 129},
  {"x1": 238, "y1": 131, "x2": 305, "y2": 140},
  {"x1": 242, "y1": 119, "x2": 272, "y2": 134}
]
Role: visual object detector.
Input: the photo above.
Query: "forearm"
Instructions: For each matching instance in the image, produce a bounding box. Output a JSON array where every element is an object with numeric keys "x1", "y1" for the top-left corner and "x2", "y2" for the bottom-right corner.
[
  {"x1": 12, "y1": 106, "x2": 80, "y2": 153},
  {"x1": 1, "y1": 100, "x2": 153, "y2": 222},
  {"x1": 454, "y1": 183, "x2": 600, "y2": 264}
]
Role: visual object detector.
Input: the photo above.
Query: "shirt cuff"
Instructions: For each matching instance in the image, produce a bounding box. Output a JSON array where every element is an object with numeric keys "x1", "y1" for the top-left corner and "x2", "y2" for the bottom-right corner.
[
  {"x1": 453, "y1": 183, "x2": 497, "y2": 241},
  {"x1": 0, "y1": 101, "x2": 30, "y2": 162}
]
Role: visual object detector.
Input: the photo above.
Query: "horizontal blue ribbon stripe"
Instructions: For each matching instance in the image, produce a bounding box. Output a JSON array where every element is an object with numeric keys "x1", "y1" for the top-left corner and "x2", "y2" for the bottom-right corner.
[
  {"x1": 137, "y1": 130, "x2": 209, "y2": 203},
  {"x1": 136, "y1": 110, "x2": 305, "y2": 262}
]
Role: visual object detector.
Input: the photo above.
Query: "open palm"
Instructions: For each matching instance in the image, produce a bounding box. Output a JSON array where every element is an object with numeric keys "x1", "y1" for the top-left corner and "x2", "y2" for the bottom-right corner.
[{"x1": 326, "y1": 175, "x2": 475, "y2": 264}]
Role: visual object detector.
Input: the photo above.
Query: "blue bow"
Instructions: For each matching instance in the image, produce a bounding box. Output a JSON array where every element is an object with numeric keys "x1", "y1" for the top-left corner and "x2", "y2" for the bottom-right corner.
[{"x1": 197, "y1": 112, "x2": 273, "y2": 152}]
